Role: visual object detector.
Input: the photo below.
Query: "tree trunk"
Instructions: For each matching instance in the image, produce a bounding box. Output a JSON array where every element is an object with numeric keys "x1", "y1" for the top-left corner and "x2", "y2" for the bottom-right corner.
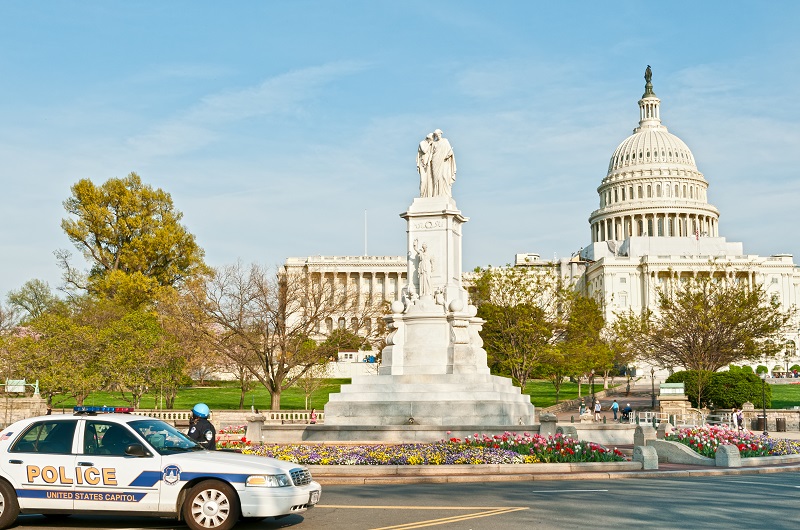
[{"x1": 270, "y1": 391, "x2": 281, "y2": 410}]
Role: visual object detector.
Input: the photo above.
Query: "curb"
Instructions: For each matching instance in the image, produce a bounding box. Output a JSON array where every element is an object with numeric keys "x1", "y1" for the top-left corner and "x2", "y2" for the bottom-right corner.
[{"x1": 309, "y1": 462, "x2": 800, "y2": 485}]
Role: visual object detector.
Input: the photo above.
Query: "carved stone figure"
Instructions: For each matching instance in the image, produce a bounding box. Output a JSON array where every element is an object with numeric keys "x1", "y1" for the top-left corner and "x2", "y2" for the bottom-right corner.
[
  {"x1": 645, "y1": 65, "x2": 652, "y2": 83},
  {"x1": 416, "y1": 133, "x2": 434, "y2": 197},
  {"x1": 413, "y1": 239, "x2": 433, "y2": 296},
  {"x1": 430, "y1": 129, "x2": 456, "y2": 197}
]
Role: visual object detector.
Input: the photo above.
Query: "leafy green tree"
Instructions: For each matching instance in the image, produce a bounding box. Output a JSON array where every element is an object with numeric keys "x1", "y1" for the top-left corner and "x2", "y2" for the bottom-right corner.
[
  {"x1": 99, "y1": 308, "x2": 184, "y2": 408},
  {"x1": 59, "y1": 173, "x2": 207, "y2": 303},
  {"x1": 316, "y1": 329, "x2": 371, "y2": 360},
  {"x1": 667, "y1": 369, "x2": 770, "y2": 409},
  {"x1": 6, "y1": 279, "x2": 60, "y2": 322},
  {"x1": 472, "y1": 265, "x2": 564, "y2": 388},
  {"x1": 479, "y1": 302, "x2": 552, "y2": 389},
  {"x1": 612, "y1": 272, "x2": 792, "y2": 373},
  {"x1": 9, "y1": 310, "x2": 104, "y2": 406}
]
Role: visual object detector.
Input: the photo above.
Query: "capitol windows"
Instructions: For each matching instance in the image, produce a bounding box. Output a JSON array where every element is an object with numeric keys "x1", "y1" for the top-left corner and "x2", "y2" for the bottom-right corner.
[
  {"x1": 675, "y1": 184, "x2": 679, "y2": 196},
  {"x1": 325, "y1": 317, "x2": 333, "y2": 333},
  {"x1": 351, "y1": 317, "x2": 359, "y2": 331},
  {"x1": 656, "y1": 184, "x2": 662, "y2": 197},
  {"x1": 619, "y1": 292, "x2": 628, "y2": 307},
  {"x1": 629, "y1": 186, "x2": 634, "y2": 199},
  {"x1": 338, "y1": 317, "x2": 346, "y2": 329},
  {"x1": 647, "y1": 185, "x2": 652, "y2": 198},
  {"x1": 638, "y1": 186, "x2": 643, "y2": 198},
  {"x1": 614, "y1": 189, "x2": 619, "y2": 202},
  {"x1": 647, "y1": 219, "x2": 654, "y2": 235}
]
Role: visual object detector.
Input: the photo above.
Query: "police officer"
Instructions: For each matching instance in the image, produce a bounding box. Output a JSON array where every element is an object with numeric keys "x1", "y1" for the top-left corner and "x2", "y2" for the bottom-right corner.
[{"x1": 187, "y1": 403, "x2": 216, "y2": 450}]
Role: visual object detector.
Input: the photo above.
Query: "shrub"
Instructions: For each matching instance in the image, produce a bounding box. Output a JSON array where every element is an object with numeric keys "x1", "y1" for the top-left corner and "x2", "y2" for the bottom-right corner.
[
  {"x1": 666, "y1": 369, "x2": 771, "y2": 408},
  {"x1": 756, "y1": 365, "x2": 769, "y2": 375}
]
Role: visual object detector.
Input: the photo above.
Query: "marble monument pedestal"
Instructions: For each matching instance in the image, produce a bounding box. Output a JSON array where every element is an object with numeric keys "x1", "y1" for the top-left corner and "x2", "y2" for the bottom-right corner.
[
  {"x1": 324, "y1": 372, "x2": 535, "y2": 426},
  {"x1": 323, "y1": 194, "x2": 536, "y2": 428}
]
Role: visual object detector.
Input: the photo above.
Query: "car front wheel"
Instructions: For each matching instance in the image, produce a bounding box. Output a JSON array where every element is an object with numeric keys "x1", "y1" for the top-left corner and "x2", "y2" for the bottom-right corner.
[
  {"x1": 183, "y1": 480, "x2": 240, "y2": 530},
  {"x1": 0, "y1": 481, "x2": 20, "y2": 530}
]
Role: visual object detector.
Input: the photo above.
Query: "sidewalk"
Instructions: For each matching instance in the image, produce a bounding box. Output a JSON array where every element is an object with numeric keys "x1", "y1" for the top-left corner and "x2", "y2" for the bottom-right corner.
[{"x1": 552, "y1": 378, "x2": 655, "y2": 423}]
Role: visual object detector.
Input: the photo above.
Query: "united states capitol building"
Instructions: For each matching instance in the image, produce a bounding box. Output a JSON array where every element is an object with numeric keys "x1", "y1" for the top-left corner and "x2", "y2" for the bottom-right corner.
[{"x1": 287, "y1": 69, "x2": 800, "y2": 377}]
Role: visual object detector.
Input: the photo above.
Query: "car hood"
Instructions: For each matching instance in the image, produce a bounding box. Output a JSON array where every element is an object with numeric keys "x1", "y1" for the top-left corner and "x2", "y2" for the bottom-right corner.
[{"x1": 163, "y1": 450, "x2": 305, "y2": 475}]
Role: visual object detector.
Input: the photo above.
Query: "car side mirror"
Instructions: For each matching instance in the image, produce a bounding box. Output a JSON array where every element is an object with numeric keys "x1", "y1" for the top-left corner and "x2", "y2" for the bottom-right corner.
[{"x1": 125, "y1": 443, "x2": 150, "y2": 457}]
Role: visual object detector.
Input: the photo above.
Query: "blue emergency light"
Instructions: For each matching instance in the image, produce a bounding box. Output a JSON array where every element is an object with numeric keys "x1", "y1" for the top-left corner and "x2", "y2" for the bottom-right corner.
[{"x1": 73, "y1": 406, "x2": 134, "y2": 414}]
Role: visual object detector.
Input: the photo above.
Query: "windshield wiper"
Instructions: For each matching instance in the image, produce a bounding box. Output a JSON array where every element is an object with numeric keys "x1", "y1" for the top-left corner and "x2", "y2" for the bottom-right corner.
[{"x1": 162, "y1": 445, "x2": 202, "y2": 452}]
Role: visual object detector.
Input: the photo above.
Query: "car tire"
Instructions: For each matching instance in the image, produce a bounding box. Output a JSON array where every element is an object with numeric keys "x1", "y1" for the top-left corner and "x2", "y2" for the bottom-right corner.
[
  {"x1": 183, "y1": 480, "x2": 240, "y2": 530},
  {"x1": 0, "y1": 480, "x2": 20, "y2": 530}
]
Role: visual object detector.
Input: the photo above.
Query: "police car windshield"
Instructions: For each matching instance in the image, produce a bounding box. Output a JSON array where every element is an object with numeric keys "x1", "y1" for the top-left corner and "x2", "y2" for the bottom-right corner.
[{"x1": 128, "y1": 419, "x2": 203, "y2": 454}]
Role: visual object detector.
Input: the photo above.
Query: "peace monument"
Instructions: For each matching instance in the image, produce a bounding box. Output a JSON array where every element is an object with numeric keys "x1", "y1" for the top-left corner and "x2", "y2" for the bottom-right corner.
[{"x1": 323, "y1": 131, "x2": 536, "y2": 427}]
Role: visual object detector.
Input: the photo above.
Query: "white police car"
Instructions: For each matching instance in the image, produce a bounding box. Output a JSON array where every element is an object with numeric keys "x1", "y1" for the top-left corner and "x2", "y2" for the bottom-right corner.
[{"x1": 0, "y1": 407, "x2": 321, "y2": 530}]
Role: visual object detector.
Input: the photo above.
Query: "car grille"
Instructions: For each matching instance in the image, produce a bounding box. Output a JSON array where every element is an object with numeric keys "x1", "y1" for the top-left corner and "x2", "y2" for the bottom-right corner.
[{"x1": 290, "y1": 467, "x2": 312, "y2": 486}]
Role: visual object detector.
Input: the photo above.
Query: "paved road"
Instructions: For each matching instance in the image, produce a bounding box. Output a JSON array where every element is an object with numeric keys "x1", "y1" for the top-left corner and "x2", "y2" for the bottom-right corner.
[{"x1": 13, "y1": 473, "x2": 800, "y2": 530}]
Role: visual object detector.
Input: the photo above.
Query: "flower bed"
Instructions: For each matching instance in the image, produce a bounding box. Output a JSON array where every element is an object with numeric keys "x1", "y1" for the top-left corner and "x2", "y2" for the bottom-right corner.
[
  {"x1": 236, "y1": 432, "x2": 626, "y2": 465},
  {"x1": 665, "y1": 425, "x2": 800, "y2": 457},
  {"x1": 217, "y1": 436, "x2": 250, "y2": 451}
]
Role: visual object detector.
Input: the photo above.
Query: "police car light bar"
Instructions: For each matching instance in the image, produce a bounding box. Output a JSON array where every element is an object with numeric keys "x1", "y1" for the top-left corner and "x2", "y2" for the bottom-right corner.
[{"x1": 73, "y1": 406, "x2": 135, "y2": 414}]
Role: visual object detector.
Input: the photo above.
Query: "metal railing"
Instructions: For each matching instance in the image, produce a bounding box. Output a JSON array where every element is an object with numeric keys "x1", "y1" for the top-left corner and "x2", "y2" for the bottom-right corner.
[{"x1": 636, "y1": 410, "x2": 711, "y2": 427}]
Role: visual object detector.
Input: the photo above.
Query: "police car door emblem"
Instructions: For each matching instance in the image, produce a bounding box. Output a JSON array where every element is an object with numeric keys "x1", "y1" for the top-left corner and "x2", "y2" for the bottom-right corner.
[{"x1": 162, "y1": 465, "x2": 181, "y2": 485}]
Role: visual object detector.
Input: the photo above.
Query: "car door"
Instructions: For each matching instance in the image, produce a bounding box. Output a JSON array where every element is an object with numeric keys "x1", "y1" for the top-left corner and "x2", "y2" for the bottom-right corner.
[
  {"x1": 4, "y1": 418, "x2": 77, "y2": 512},
  {"x1": 74, "y1": 419, "x2": 161, "y2": 512}
]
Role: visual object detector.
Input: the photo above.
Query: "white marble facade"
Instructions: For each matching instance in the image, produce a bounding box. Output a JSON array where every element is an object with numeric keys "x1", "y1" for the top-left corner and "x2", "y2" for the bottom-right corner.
[{"x1": 528, "y1": 69, "x2": 800, "y2": 377}]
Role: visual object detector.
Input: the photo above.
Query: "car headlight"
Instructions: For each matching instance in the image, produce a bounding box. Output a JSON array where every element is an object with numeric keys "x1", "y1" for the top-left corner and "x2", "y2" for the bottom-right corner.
[{"x1": 246, "y1": 474, "x2": 292, "y2": 487}]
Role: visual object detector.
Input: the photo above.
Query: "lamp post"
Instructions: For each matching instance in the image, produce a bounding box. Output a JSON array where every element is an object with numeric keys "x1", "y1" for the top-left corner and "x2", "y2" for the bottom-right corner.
[
  {"x1": 759, "y1": 371, "x2": 768, "y2": 436},
  {"x1": 590, "y1": 369, "x2": 595, "y2": 403},
  {"x1": 650, "y1": 367, "x2": 656, "y2": 410}
]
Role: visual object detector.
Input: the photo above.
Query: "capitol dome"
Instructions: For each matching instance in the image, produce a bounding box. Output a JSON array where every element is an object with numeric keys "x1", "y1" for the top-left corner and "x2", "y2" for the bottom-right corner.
[{"x1": 588, "y1": 67, "x2": 720, "y2": 244}]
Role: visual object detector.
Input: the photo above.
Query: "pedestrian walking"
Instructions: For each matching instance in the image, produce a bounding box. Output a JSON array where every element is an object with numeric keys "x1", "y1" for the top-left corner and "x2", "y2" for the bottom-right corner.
[
  {"x1": 611, "y1": 399, "x2": 619, "y2": 421},
  {"x1": 594, "y1": 400, "x2": 602, "y2": 421}
]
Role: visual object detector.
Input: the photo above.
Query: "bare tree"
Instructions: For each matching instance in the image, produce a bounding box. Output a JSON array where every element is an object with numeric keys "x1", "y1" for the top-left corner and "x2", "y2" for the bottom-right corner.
[
  {"x1": 188, "y1": 262, "x2": 386, "y2": 410},
  {"x1": 296, "y1": 361, "x2": 328, "y2": 410}
]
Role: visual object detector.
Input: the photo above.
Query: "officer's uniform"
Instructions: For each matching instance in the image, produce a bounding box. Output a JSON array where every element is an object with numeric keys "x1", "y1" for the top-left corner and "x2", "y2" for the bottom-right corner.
[{"x1": 187, "y1": 417, "x2": 217, "y2": 450}]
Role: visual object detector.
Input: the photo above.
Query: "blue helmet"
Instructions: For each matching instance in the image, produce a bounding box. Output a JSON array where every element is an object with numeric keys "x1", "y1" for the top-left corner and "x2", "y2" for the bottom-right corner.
[{"x1": 192, "y1": 403, "x2": 210, "y2": 418}]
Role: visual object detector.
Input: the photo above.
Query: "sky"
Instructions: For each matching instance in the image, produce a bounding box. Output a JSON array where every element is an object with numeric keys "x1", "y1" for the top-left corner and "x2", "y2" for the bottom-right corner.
[{"x1": 2, "y1": 1, "x2": 800, "y2": 299}]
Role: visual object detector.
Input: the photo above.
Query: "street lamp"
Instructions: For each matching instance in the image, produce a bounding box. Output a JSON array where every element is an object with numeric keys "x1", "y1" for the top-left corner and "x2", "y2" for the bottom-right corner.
[
  {"x1": 590, "y1": 369, "x2": 595, "y2": 403},
  {"x1": 650, "y1": 367, "x2": 656, "y2": 410},
  {"x1": 759, "y1": 371, "x2": 768, "y2": 436}
]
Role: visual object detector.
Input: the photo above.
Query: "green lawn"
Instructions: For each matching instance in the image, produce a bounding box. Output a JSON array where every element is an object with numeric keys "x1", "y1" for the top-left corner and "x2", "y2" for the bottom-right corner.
[
  {"x1": 48, "y1": 379, "x2": 350, "y2": 412},
  {"x1": 523, "y1": 380, "x2": 612, "y2": 408},
  {"x1": 43, "y1": 378, "x2": 622, "y2": 412},
  {"x1": 768, "y1": 382, "x2": 800, "y2": 409}
]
